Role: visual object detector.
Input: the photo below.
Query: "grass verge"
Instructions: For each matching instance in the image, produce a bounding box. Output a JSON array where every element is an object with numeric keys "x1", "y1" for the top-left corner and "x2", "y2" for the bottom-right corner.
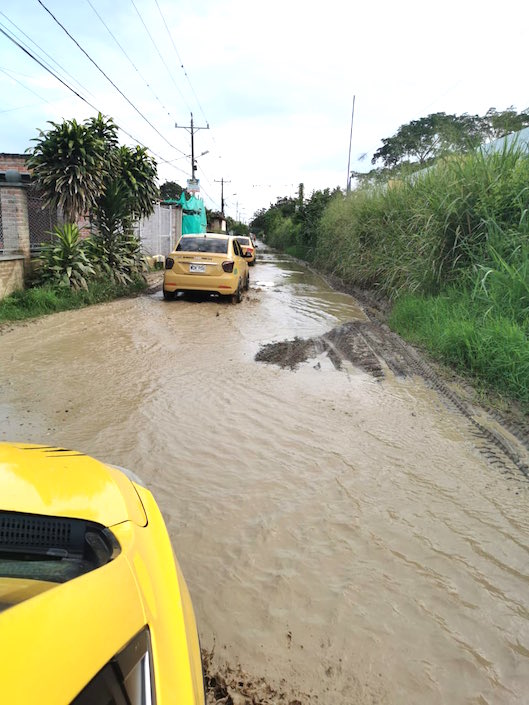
[
  {"x1": 389, "y1": 289, "x2": 529, "y2": 408},
  {"x1": 0, "y1": 277, "x2": 147, "y2": 324}
]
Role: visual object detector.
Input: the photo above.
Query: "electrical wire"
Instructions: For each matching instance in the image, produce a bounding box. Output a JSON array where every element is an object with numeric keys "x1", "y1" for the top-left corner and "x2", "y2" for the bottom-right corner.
[
  {"x1": 152, "y1": 0, "x2": 209, "y2": 126},
  {"x1": 36, "y1": 0, "x2": 187, "y2": 156},
  {"x1": 0, "y1": 23, "x2": 189, "y2": 179},
  {"x1": 0, "y1": 102, "x2": 43, "y2": 114},
  {"x1": 148, "y1": 1, "x2": 222, "y2": 188},
  {"x1": 195, "y1": 165, "x2": 220, "y2": 210},
  {"x1": 128, "y1": 0, "x2": 191, "y2": 114},
  {"x1": 84, "y1": 0, "x2": 172, "y2": 119},
  {"x1": 0, "y1": 65, "x2": 49, "y2": 102},
  {"x1": 0, "y1": 12, "x2": 94, "y2": 97},
  {"x1": 0, "y1": 9, "x2": 95, "y2": 99}
]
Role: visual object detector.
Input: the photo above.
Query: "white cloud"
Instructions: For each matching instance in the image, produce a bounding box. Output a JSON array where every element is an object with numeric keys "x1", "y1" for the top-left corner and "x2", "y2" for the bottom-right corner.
[{"x1": 2, "y1": 0, "x2": 529, "y2": 219}]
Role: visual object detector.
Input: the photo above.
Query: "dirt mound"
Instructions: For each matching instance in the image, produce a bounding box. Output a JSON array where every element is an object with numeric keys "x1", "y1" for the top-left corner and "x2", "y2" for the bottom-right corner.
[
  {"x1": 255, "y1": 319, "x2": 529, "y2": 479},
  {"x1": 255, "y1": 320, "x2": 411, "y2": 378}
]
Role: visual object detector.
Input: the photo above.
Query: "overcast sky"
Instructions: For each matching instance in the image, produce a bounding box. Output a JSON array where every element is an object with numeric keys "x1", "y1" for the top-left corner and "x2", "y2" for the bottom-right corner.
[{"x1": 1, "y1": 0, "x2": 528, "y2": 220}]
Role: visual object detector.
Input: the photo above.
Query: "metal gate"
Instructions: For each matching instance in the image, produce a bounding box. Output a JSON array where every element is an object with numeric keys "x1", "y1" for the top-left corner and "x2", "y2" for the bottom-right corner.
[{"x1": 134, "y1": 204, "x2": 180, "y2": 256}]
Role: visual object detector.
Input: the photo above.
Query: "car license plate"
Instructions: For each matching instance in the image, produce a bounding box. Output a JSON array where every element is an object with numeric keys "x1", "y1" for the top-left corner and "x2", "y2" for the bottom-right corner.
[{"x1": 189, "y1": 264, "x2": 206, "y2": 273}]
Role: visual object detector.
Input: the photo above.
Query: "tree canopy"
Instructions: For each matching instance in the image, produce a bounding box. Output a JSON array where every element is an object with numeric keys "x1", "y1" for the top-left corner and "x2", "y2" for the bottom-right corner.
[
  {"x1": 160, "y1": 180, "x2": 184, "y2": 200},
  {"x1": 370, "y1": 107, "x2": 529, "y2": 169},
  {"x1": 27, "y1": 113, "x2": 158, "y2": 225}
]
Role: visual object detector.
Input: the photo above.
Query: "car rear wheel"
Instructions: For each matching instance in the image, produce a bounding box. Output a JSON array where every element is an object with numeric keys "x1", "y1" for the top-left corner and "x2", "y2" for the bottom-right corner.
[
  {"x1": 231, "y1": 281, "x2": 242, "y2": 304},
  {"x1": 163, "y1": 288, "x2": 176, "y2": 301},
  {"x1": 244, "y1": 274, "x2": 250, "y2": 291}
]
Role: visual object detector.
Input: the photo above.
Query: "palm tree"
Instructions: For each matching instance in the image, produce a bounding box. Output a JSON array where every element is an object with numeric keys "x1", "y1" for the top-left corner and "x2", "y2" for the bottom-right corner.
[{"x1": 26, "y1": 117, "x2": 108, "y2": 222}]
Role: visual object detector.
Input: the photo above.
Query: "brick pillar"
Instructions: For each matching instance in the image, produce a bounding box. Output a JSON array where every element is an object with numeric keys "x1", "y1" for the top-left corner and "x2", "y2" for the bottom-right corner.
[{"x1": 0, "y1": 171, "x2": 30, "y2": 266}]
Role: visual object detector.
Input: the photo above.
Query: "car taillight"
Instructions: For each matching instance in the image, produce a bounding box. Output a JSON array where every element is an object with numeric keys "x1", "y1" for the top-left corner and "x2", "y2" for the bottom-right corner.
[
  {"x1": 165, "y1": 257, "x2": 174, "y2": 269},
  {"x1": 222, "y1": 261, "x2": 234, "y2": 273}
]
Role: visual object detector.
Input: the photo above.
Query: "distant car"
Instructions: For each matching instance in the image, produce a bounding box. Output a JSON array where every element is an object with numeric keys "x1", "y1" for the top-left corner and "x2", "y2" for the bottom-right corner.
[
  {"x1": 163, "y1": 234, "x2": 250, "y2": 303},
  {"x1": 234, "y1": 236, "x2": 256, "y2": 266},
  {"x1": 0, "y1": 442, "x2": 205, "y2": 705}
]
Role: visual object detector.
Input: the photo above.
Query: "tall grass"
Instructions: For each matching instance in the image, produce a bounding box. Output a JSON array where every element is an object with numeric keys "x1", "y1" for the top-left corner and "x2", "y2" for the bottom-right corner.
[
  {"x1": 316, "y1": 143, "x2": 529, "y2": 299},
  {"x1": 277, "y1": 143, "x2": 529, "y2": 407}
]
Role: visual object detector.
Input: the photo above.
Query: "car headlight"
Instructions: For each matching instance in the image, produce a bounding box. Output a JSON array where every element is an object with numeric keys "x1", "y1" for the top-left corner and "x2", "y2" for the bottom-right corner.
[{"x1": 108, "y1": 464, "x2": 147, "y2": 488}]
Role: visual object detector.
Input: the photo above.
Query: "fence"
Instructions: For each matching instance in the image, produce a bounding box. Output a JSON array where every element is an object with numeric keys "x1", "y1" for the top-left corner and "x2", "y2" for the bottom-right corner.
[
  {"x1": 134, "y1": 203, "x2": 181, "y2": 256},
  {"x1": 27, "y1": 186, "x2": 59, "y2": 251}
]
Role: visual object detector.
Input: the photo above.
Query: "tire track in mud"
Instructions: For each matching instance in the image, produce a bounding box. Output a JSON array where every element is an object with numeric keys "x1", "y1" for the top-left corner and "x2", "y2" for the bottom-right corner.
[{"x1": 256, "y1": 319, "x2": 529, "y2": 481}]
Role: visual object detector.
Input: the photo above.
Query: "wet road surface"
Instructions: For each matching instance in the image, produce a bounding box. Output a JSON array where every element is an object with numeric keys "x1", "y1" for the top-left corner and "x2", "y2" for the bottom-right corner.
[{"x1": 1, "y1": 247, "x2": 528, "y2": 704}]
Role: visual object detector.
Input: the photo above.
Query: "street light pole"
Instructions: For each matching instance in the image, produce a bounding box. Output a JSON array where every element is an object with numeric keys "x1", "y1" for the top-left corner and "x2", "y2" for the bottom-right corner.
[{"x1": 346, "y1": 95, "x2": 356, "y2": 193}]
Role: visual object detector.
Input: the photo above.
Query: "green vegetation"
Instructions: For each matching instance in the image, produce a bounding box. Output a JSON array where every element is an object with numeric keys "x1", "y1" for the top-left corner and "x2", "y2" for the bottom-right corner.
[
  {"x1": 0, "y1": 278, "x2": 147, "y2": 324},
  {"x1": 26, "y1": 113, "x2": 156, "y2": 290},
  {"x1": 251, "y1": 136, "x2": 529, "y2": 408},
  {"x1": 251, "y1": 184, "x2": 341, "y2": 261},
  {"x1": 10, "y1": 113, "x2": 157, "y2": 315},
  {"x1": 38, "y1": 223, "x2": 96, "y2": 290},
  {"x1": 160, "y1": 180, "x2": 183, "y2": 200}
]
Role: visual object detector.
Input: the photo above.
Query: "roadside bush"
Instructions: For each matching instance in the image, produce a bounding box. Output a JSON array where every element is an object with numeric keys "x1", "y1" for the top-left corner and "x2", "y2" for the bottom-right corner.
[{"x1": 37, "y1": 223, "x2": 95, "y2": 290}]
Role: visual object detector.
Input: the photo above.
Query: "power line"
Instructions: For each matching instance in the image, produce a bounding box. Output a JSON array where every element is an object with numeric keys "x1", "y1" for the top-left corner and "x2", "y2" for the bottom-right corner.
[
  {"x1": 0, "y1": 65, "x2": 49, "y2": 102},
  {"x1": 0, "y1": 102, "x2": 43, "y2": 114},
  {"x1": 152, "y1": 0, "x2": 210, "y2": 126},
  {"x1": 36, "y1": 0, "x2": 187, "y2": 156},
  {"x1": 129, "y1": 0, "x2": 191, "y2": 114},
  {"x1": 0, "y1": 22, "x2": 189, "y2": 179},
  {"x1": 84, "y1": 0, "x2": 172, "y2": 119},
  {"x1": 0, "y1": 10, "x2": 95, "y2": 98}
]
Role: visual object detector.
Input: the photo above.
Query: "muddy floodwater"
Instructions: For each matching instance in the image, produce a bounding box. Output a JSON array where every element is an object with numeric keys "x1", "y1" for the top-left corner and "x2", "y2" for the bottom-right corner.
[{"x1": 1, "y1": 247, "x2": 529, "y2": 704}]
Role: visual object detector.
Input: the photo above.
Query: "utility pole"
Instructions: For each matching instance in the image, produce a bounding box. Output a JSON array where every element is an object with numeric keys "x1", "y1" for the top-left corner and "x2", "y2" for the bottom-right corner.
[
  {"x1": 214, "y1": 177, "x2": 231, "y2": 216},
  {"x1": 175, "y1": 112, "x2": 209, "y2": 180},
  {"x1": 346, "y1": 95, "x2": 356, "y2": 193}
]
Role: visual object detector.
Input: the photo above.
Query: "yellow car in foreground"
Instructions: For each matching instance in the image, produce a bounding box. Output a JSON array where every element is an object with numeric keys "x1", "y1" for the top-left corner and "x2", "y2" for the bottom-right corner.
[
  {"x1": 163, "y1": 234, "x2": 250, "y2": 303},
  {"x1": 0, "y1": 442, "x2": 205, "y2": 705}
]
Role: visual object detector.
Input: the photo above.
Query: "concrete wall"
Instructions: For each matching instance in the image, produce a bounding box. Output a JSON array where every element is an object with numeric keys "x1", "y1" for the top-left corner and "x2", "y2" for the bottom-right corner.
[
  {"x1": 0, "y1": 183, "x2": 30, "y2": 259},
  {"x1": 0, "y1": 154, "x2": 31, "y2": 300},
  {"x1": 0, "y1": 255, "x2": 24, "y2": 298}
]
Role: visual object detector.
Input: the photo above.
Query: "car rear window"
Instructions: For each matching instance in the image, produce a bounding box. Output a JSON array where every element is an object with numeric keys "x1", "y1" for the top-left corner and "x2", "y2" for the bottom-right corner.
[
  {"x1": 176, "y1": 237, "x2": 228, "y2": 253},
  {"x1": 235, "y1": 237, "x2": 250, "y2": 246}
]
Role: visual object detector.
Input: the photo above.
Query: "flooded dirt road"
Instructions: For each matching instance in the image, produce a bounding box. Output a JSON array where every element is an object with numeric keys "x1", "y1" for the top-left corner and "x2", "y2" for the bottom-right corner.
[{"x1": 1, "y1": 247, "x2": 529, "y2": 704}]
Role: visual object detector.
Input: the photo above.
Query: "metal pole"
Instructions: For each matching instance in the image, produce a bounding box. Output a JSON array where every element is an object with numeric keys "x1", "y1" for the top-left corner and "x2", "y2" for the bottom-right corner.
[
  {"x1": 175, "y1": 113, "x2": 209, "y2": 181},
  {"x1": 215, "y1": 178, "x2": 231, "y2": 216},
  {"x1": 346, "y1": 95, "x2": 356, "y2": 193},
  {"x1": 190, "y1": 113, "x2": 195, "y2": 179}
]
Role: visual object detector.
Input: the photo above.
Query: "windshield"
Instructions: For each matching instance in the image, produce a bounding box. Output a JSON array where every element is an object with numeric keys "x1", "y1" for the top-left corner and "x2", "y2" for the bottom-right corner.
[
  {"x1": 176, "y1": 237, "x2": 228, "y2": 254},
  {"x1": 235, "y1": 237, "x2": 250, "y2": 246}
]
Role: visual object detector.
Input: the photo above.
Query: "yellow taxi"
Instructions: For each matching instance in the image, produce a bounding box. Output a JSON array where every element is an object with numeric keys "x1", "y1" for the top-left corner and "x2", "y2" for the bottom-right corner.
[
  {"x1": 234, "y1": 236, "x2": 256, "y2": 265},
  {"x1": 163, "y1": 234, "x2": 250, "y2": 302},
  {"x1": 0, "y1": 442, "x2": 205, "y2": 705}
]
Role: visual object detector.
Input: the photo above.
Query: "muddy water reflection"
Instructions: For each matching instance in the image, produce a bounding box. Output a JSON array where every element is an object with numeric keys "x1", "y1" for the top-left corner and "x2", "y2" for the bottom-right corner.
[{"x1": 1, "y1": 247, "x2": 528, "y2": 704}]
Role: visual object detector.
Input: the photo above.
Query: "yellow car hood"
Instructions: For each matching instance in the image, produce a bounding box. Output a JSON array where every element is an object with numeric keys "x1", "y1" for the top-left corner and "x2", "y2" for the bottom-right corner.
[{"x1": 0, "y1": 443, "x2": 146, "y2": 527}]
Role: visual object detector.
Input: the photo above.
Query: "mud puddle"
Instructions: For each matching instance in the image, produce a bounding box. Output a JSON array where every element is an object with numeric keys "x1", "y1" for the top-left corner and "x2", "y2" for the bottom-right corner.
[{"x1": 2, "y1": 244, "x2": 529, "y2": 704}]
